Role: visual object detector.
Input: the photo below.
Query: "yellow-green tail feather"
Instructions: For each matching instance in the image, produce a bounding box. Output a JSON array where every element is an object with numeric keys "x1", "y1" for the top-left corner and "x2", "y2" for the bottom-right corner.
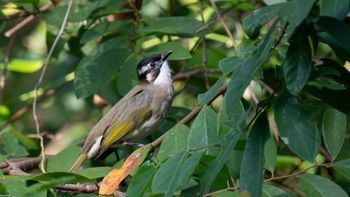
[{"x1": 69, "y1": 153, "x2": 88, "y2": 172}]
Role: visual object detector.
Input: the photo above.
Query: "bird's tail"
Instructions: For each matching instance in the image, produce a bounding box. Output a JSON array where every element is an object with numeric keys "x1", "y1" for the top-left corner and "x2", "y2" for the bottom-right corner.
[{"x1": 69, "y1": 153, "x2": 88, "y2": 172}]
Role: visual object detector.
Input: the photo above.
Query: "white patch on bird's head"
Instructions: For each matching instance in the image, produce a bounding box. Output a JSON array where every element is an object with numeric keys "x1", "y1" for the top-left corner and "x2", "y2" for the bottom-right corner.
[{"x1": 154, "y1": 61, "x2": 172, "y2": 86}]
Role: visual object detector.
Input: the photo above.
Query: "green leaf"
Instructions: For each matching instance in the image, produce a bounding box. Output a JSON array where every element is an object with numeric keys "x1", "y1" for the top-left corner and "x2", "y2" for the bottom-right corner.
[
  {"x1": 223, "y1": 22, "x2": 276, "y2": 127},
  {"x1": 188, "y1": 106, "x2": 219, "y2": 150},
  {"x1": 262, "y1": 184, "x2": 291, "y2": 197},
  {"x1": 145, "y1": 42, "x2": 192, "y2": 60},
  {"x1": 1, "y1": 132, "x2": 28, "y2": 157},
  {"x1": 280, "y1": 0, "x2": 315, "y2": 27},
  {"x1": 157, "y1": 125, "x2": 189, "y2": 161},
  {"x1": 1, "y1": 177, "x2": 32, "y2": 197},
  {"x1": 74, "y1": 38, "x2": 129, "y2": 98},
  {"x1": 218, "y1": 56, "x2": 243, "y2": 75},
  {"x1": 116, "y1": 55, "x2": 142, "y2": 95},
  {"x1": 275, "y1": 91, "x2": 318, "y2": 162},
  {"x1": 152, "y1": 151, "x2": 201, "y2": 197},
  {"x1": 80, "y1": 21, "x2": 123, "y2": 44},
  {"x1": 197, "y1": 77, "x2": 225, "y2": 106},
  {"x1": 29, "y1": 172, "x2": 92, "y2": 183},
  {"x1": 243, "y1": 3, "x2": 282, "y2": 39},
  {"x1": 264, "y1": 135, "x2": 277, "y2": 173},
  {"x1": 126, "y1": 165, "x2": 157, "y2": 197},
  {"x1": 46, "y1": 145, "x2": 81, "y2": 172},
  {"x1": 320, "y1": 0, "x2": 349, "y2": 20},
  {"x1": 218, "y1": 96, "x2": 245, "y2": 135},
  {"x1": 240, "y1": 114, "x2": 269, "y2": 197},
  {"x1": 142, "y1": 17, "x2": 205, "y2": 37},
  {"x1": 322, "y1": 107, "x2": 347, "y2": 159},
  {"x1": 199, "y1": 132, "x2": 241, "y2": 195},
  {"x1": 333, "y1": 159, "x2": 350, "y2": 180},
  {"x1": 0, "y1": 59, "x2": 43, "y2": 73},
  {"x1": 176, "y1": 152, "x2": 202, "y2": 190},
  {"x1": 300, "y1": 174, "x2": 348, "y2": 197},
  {"x1": 316, "y1": 16, "x2": 350, "y2": 53},
  {"x1": 79, "y1": 167, "x2": 112, "y2": 179},
  {"x1": 27, "y1": 172, "x2": 93, "y2": 193},
  {"x1": 282, "y1": 24, "x2": 312, "y2": 95},
  {"x1": 11, "y1": 131, "x2": 40, "y2": 154}
]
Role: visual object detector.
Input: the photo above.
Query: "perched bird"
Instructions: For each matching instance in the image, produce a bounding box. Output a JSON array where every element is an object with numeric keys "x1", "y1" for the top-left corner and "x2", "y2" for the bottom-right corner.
[{"x1": 70, "y1": 51, "x2": 174, "y2": 172}]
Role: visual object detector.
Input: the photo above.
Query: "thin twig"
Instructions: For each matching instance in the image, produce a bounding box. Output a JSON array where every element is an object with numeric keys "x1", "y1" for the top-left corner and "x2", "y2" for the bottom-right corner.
[
  {"x1": 265, "y1": 163, "x2": 332, "y2": 182},
  {"x1": 4, "y1": 2, "x2": 53, "y2": 37},
  {"x1": 204, "y1": 186, "x2": 238, "y2": 197},
  {"x1": 32, "y1": 0, "x2": 74, "y2": 173},
  {"x1": 209, "y1": 0, "x2": 237, "y2": 48},
  {"x1": 0, "y1": 35, "x2": 16, "y2": 105}
]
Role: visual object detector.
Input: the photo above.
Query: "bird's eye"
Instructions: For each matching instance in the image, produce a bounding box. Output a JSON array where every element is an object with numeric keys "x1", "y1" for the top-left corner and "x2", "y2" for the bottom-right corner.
[{"x1": 150, "y1": 62, "x2": 155, "y2": 67}]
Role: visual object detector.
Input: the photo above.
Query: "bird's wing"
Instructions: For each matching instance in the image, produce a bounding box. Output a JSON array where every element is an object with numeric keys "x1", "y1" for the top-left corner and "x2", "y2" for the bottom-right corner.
[{"x1": 82, "y1": 84, "x2": 153, "y2": 157}]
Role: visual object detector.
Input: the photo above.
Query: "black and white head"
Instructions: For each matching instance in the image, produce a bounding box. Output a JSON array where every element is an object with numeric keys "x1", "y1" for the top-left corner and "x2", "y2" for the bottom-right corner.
[{"x1": 137, "y1": 51, "x2": 173, "y2": 85}]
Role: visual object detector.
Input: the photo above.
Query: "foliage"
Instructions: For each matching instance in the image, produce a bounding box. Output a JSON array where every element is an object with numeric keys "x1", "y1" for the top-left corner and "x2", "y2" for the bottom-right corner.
[{"x1": 0, "y1": 0, "x2": 349, "y2": 196}]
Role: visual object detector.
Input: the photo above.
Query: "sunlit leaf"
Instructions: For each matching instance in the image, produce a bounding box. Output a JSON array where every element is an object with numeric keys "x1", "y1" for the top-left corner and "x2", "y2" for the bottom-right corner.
[{"x1": 0, "y1": 59, "x2": 43, "y2": 73}]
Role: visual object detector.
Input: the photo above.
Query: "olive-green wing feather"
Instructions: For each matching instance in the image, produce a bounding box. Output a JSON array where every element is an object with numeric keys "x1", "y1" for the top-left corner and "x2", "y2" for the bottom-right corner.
[{"x1": 85, "y1": 84, "x2": 153, "y2": 158}]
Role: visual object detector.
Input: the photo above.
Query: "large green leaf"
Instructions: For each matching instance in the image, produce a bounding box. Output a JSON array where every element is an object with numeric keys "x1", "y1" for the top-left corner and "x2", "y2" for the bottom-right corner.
[
  {"x1": 26, "y1": 172, "x2": 93, "y2": 194},
  {"x1": 322, "y1": 107, "x2": 347, "y2": 160},
  {"x1": 1, "y1": 132, "x2": 28, "y2": 157},
  {"x1": 274, "y1": 92, "x2": 318, "y2": 162},
  {"x1": 79, "y1": 167, "x2": 112, "y2": 179},
  {"x1": 282, "y1": 24, "x2": 312, "y2": 95},
  {"x1": 157, "y1": 125, "x2": 189, "y2": 161},
  {"x1": 74, "y1": 38, "x2": 129, "y2": 98},
  {"x1": 142, "y1": 17, "x2": 206, "y2": 37},
  {"x1": 300, "y1": 174, "x2": 348, "y2": 197},
  {"x1": 152, "y1": 151, "x2": 201, "y2": 197},
  {"x1": 223, "y1": 22, "x2": 276, "y2": 129},
  {"x1": 240, "y1": 114, "x2": 269, "y2": 197},
  {"x1": 332, "y1": 159, "x2": 350, "y2": 180},
  {"x1": 316, "y1": 17, "x2": 350, "y2": 55},
  {"x1": 218, "y1": 56, "x2": 243, "y2": 75},
  {"x1": 199, "y1": 132, "x2": 241, "y2": 195},
  {"x1": 126, "y1": 165, "x2": 157, "y2": 197},
  {"x1": 262, "y1": 184, "x2": 291, "y2": 197},
  {"x1": 264, "y1": 135, "x2": 277, "y2": 173},
  {"x1": 188, "y1": 106, "x2": 219, "y2": 150},
  {"x1": 46, "y1": 145, "x2": 81, "y2": 172},
  {"x1": 243, "y1": 3, "x2": 282, "y2": 39},
  {"x1": 145, "y1": 42, "x2": 192, "y2": 60},
  {"x1": 280, "y1": 0, "x2": 315, "y2": 27},
  {"x1": 320, "y1": 0, "x2": 349, "y2": 20},
  {"x1": 197, "y1": 77, "x2": 225, "y2": 106}
]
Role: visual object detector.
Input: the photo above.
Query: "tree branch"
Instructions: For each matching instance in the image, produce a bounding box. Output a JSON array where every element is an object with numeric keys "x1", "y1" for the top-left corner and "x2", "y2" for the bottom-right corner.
[
  {"x1": 4, "y1": 2, "x2": 53, "y2": 37},
  {"x1": 209, "y1": 0, "x2": 237, "y2": 48}
]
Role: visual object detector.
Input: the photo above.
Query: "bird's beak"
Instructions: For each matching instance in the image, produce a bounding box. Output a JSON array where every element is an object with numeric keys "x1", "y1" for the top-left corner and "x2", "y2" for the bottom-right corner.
[{"x1": 161, "y1": 51, "x2": 173, "y2": 61}]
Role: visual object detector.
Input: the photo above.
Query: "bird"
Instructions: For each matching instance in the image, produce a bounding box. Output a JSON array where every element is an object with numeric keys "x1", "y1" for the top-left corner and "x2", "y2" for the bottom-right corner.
[{"x1": 69, "y1": 51, "x2": 174, "y2": 172}]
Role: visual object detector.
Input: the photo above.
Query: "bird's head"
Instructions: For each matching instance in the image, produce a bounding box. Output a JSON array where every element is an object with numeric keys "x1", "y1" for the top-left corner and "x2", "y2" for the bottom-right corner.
[{"x1": 137, "y1": 51, "x2": 173, "y2": 84}]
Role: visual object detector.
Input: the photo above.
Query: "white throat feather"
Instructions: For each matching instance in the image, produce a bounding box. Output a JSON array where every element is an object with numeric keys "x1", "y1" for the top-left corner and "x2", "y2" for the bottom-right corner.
[{"x1": 154, "y1": 61, "x2": 172, "y2": 85}]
